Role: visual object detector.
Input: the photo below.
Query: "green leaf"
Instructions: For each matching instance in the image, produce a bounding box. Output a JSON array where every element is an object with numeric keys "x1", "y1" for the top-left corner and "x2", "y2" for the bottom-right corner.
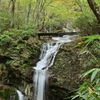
[
  {"x1": 81, "y1": 68, "x2": 95, "y2": 78},
  {"x1": 82, "y1": 35, "x2": 100, "y2": 47},
  {"x1": 96, "y1": 78, "x2": 100, "y2": 84},
  {"x1": 71, "y1": 95, "x2": 79, "y2": 100},
  {"x1": 91, "y1": 68, "x2": 100, "y2": 82}
]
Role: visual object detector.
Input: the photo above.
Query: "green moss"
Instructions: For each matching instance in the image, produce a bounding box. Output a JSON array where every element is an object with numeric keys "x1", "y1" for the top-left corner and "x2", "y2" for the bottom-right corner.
[
  {"x1": 0, "y1": 89, "x2": 10, "y2": 99},
  {"x1": 0, "y1": 87, "x2": 18, "y2": 100},
  {"x1": 0, "y1": 86, "x2": 3, "y2": 90}
]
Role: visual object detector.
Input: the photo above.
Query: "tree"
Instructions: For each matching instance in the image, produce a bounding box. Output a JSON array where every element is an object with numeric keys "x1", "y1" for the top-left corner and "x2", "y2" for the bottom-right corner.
[
  {"x1": 87, "y1": 0, "x2": 100, "y2": 23},
  {"x1": 0, "y1": 0, "x2": 1, "y2": 6},
  {"x1": 33, "y1": 0, "x2": 52, "y2": 31},
  {"x1": 26, "y1": 0, "x2": 32, "y2": 24},
  {"x1": 33, "y1": 0, "x2": 47, "y2": 28},
  {"x1": 10, "y1": 0, "x2": 16, "y2": 28}
]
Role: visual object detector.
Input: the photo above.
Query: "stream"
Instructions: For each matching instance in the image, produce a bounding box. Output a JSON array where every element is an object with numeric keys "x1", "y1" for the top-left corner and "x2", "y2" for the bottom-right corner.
[
  {"x1": 33, "y1": 35, "x2": 77, "y2": 100},
  {"x1": 16, "y1": 89, "x2": 24, "y2": 100}
]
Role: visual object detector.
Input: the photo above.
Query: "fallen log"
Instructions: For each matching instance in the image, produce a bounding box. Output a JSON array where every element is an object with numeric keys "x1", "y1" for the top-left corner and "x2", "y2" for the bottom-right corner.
[{"x1": 38, "y1": 32, "x2": 77, "y2": 39}]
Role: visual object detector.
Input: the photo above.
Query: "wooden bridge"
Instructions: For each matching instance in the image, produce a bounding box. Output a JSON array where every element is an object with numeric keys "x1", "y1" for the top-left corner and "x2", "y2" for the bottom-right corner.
[{"x1": 38, "y1": 32, "x2": 77, "y2": 39}]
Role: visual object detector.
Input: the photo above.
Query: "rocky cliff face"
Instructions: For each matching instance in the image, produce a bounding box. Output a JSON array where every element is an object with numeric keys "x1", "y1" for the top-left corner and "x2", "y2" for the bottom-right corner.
[
  {"x1": 0, "y1": 33, "x2": 97, "y2": 100},
  {"x1": 50, "y1": 41, "x2": 82, "y2": 90},
  {"x1": 0, "y1": 32, "x2": 42, "y2": 99}
]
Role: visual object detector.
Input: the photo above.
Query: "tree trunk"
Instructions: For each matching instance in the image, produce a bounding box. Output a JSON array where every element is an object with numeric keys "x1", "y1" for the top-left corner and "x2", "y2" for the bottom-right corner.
[
  {"x1": 26, "y1": 0, "x2": 32, "y2": 25},
  {"x1": 33, "y1": 0, "x2": 52, "y2": 30},
  {"x1": 10, "y1": 0, "x2": 16, "y2": 28},
  {"x1": 8, "y1": 0, "x2": 12, "y2": 9},
  {"x1": 87, "y1": 0, "x2": 100, "y2": 23},
  {"x1": 0, "y1": 0, "x2": 1, "y2": 7},
  {"x1": 16, "y1": 0, "x2": 20, "y2": 29},
  {"x1": 75, "y1": 0, "x2": 84, "y2": 12}
]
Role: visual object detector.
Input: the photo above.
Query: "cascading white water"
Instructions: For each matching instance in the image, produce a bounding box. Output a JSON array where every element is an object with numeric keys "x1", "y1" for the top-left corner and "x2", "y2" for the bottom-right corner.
[
  {"x1": 16, "y1": 90, "x2": 24, "y2": 100},
  {"x1": 33, "y1": 35, "x2": 77, "y2": 100}
]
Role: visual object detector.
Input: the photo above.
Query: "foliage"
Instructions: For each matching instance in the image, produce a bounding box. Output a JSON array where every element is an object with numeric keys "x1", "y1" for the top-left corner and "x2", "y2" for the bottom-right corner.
[
  {"x1": 0, "y1": 28, "x2": 38, "y2": 46},
  {"x1": 0, "y1": 0, "x2": 100, "y2": 99},
  {"x1": 73, "y1": 14, "x2": 98, "y2": 35},
  {"x1": 0, "y1": 34, "x2": 13, "y2": 46},
  {"x1": 82, "y1": 68, "x2": 100, "y2": 83},
  {"x1": 72, "y1": 0, "x2": 100, "y2": 35},
  {"x1": 82, "y1": 35, "x2": 100, "y2": 48},
  {"x1": 0, "y1": 84, "x2": 17, "y2": 100},
  {"x1": 71, "y1": 35, "x2": 100, "y2": 100},
  {"x1": 71, "y1": 68, "x2": 100, "y2": 100},
  {"x1": 95, "y1": 0, "x2": 100, "y2": 5},
  {"x1": 0, "y1": 9, "x2": 10, "y2": 30},
  {"x1": 0, "y1": 0, "x2": 84, "y2": 32},
  {"x1": 80, "y1": 35, "x2": 100, "y2": 68}
]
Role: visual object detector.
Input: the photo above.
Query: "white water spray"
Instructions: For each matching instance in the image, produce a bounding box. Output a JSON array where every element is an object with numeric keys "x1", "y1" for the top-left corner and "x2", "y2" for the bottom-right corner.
[
  {"x1": 33, "y1": 35, "x2": 77, "y2": 100},
  {"x1": 16, "y1": 90, "x2": 24, "y2": 100}
]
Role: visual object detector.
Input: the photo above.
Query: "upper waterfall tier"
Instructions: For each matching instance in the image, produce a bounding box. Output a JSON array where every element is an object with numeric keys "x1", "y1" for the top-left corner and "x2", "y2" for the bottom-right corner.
[{"x1": 33, "y1": 34, "x2": 78, "y2": 100}]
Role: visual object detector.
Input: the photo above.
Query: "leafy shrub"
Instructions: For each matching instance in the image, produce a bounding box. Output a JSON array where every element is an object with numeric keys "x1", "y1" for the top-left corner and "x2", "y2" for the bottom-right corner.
[
  {"x1": 0, "y1": 34, "x2": 13, "y2": 46},
  {"x1": 0, "y1": 9, "x2": 10, "y2": 30},
  {"x1": 71, "y1": 35, "x2": 100, "y2": 100},
  {"x1": 72, "y1": 68, "x2": 100, "y2": 100},
  {"x1": 72, "y1": 11, "x2": 100, "y2": 35}
]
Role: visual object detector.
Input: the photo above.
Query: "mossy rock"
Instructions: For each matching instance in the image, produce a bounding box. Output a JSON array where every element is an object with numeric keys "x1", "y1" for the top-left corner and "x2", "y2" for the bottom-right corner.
[{"x1": 0, "y1": 87, "x2": 18, "y2": 100}]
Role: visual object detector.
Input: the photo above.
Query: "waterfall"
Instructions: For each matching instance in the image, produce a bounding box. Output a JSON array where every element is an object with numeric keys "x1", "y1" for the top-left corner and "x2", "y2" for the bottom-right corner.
[
  {"x1": 16, "y1": 89, "x2": 24, "y2": 100},
  {"x1": 33, "y1": 35, "x2": 77, "y2": 100}
]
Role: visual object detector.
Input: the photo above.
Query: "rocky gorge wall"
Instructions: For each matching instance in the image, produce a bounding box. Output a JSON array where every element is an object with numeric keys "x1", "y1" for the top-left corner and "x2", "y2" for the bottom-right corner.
[
  {"x1": 0, "y1": 32, "x2": 42, "y2": 99},
  {"x1": 0, "y1": 33, "x2": 99, "y2": 100}
]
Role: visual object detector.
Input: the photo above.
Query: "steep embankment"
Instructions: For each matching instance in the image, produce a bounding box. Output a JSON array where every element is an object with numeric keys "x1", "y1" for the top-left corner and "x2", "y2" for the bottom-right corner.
[
  {"x1": 0, "y1": 30, "x2": 99, "y2": 100},
  {"x1": 0, "y1": 29, "x2": 42, "y2": 99}
]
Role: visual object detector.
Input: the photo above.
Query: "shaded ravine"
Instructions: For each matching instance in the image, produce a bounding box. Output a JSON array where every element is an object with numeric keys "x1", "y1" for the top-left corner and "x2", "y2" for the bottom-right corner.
[{"x1": 33, "y1": 35, "x2": 78, "y2": 100}]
